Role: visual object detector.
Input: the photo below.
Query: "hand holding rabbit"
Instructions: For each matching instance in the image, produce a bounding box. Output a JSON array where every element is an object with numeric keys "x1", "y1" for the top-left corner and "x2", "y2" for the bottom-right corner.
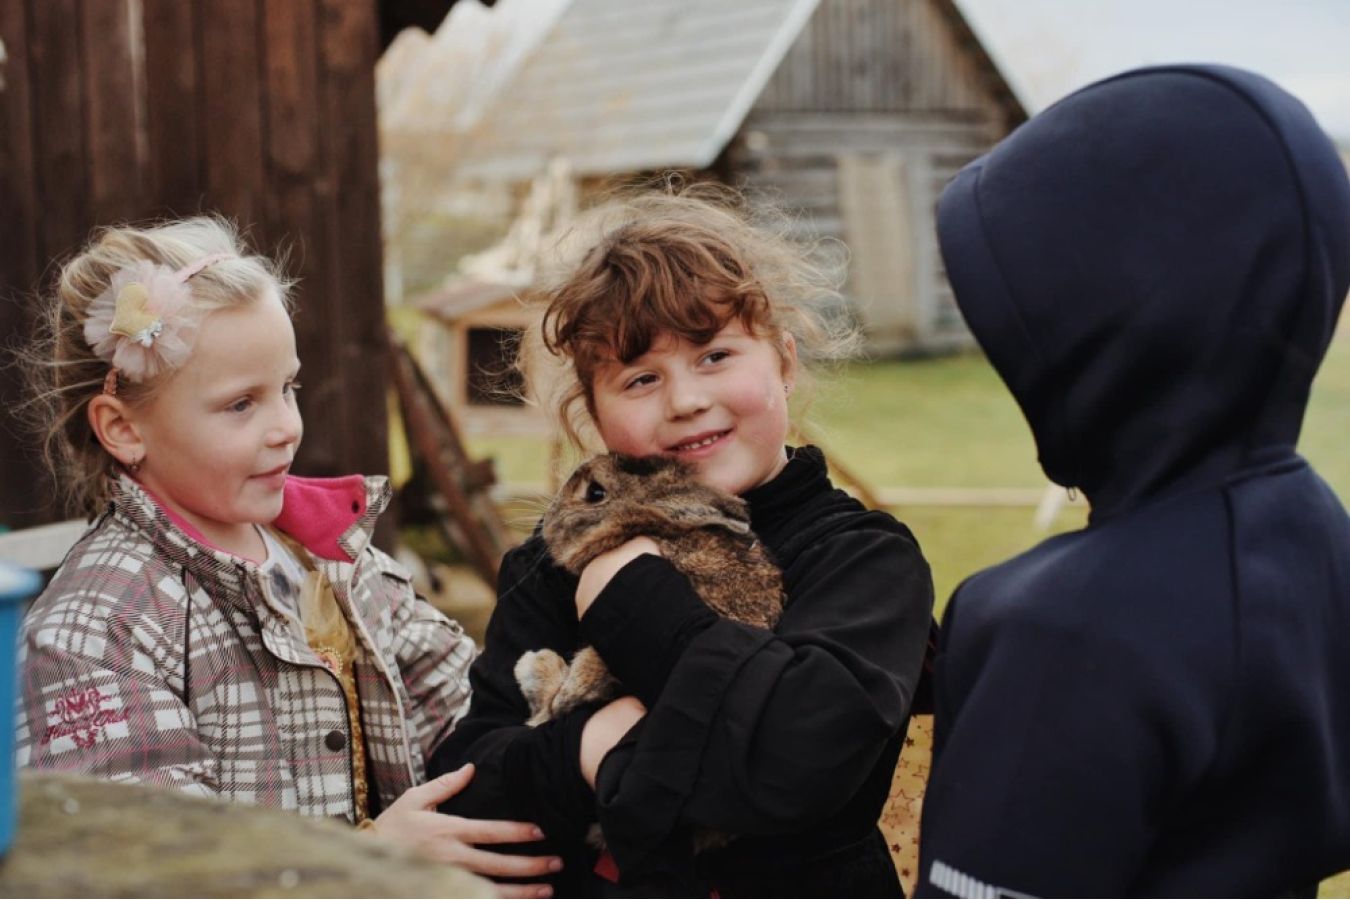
[{"x1": 515, "y1": 453, "x2": 784, "y2": 727}]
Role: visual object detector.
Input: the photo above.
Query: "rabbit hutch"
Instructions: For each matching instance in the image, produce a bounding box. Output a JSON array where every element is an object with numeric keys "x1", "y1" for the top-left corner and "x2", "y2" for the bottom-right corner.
[{"x1": 417, "y1": 278, "x2": 540, "y2": 435}]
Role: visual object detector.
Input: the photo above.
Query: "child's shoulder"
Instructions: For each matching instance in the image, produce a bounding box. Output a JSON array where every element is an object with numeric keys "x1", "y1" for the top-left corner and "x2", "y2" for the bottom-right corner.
[{"x1": 29, "y1": 513, "x2": 181, "y2": 626}]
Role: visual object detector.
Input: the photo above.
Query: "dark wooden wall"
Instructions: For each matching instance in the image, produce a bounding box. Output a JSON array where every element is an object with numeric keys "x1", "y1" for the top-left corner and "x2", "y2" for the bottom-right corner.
[{"x1": 0, "y1": 0, "x2": 389, "y2": 528}]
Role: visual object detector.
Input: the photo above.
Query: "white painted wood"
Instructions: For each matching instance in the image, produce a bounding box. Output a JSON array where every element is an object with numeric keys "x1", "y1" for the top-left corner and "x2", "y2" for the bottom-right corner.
[{"x1": 0, "y1": 520, "x2": 88, "y2": 571}]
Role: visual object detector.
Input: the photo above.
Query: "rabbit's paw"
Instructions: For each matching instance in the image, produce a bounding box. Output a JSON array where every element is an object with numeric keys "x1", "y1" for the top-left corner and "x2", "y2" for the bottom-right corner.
[
  {"x1": 515, "y1": 649, "x2": 569, "y2": 726},
  {"x1": 553, "y1": 646, "x2": 622, "y2": 716}
]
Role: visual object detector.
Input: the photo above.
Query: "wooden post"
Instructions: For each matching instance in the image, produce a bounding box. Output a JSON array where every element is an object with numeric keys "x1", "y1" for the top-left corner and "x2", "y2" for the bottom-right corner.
[
  {"x1": 142, "y1": 0, "x2": 203, "y2": 216},
  {"x1": 0, "y1": 0, "x2": 52, "y2": 527}
]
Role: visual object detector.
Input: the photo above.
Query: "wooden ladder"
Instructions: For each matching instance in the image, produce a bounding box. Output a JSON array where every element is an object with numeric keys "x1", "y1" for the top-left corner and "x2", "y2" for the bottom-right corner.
[{"x1": 386, "y1": 332, "x2": 514, "y2": 588}]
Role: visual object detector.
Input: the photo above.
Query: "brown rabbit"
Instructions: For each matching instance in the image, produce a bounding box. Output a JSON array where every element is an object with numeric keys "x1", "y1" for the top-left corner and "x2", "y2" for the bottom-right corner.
[{"x1": 515, "y1": 452, "x2": 785, "y2": 727}]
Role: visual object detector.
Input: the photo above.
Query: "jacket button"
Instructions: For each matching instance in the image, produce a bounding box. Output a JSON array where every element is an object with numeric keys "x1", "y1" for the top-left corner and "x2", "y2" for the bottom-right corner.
[{"x1": 325, "y1": 730, "x2": 347, "y2": 752}]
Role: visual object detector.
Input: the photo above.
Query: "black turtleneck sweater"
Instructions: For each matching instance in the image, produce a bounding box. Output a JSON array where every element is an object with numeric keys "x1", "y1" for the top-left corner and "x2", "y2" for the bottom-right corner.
[{"x1": 429, "y1": 446, "x2": 934, "y2": 896}]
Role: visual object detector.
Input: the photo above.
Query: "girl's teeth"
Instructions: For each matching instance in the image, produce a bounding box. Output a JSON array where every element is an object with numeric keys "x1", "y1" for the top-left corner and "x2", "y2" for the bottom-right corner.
[{"x1": 678, "y1": 434, "x2": 720, "y2": 451}]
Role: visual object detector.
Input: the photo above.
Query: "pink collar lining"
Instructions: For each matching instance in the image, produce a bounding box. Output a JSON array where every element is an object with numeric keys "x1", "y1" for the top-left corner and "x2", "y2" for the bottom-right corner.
[{"x1": 138, "y1": 474, "x2": 369, "y2": 563}]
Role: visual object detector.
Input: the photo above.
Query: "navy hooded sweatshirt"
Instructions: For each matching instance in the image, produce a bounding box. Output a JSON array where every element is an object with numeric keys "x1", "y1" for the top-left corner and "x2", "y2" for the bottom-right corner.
[{"x1": 916, "y1": 65, "x2": 1350, "y2": 897}]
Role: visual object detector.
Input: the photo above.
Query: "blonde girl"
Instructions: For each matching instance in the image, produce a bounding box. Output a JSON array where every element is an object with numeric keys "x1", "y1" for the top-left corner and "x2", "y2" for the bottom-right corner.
[{"x1": 18, "y1": 217, "x2": 559, "y2": 896}]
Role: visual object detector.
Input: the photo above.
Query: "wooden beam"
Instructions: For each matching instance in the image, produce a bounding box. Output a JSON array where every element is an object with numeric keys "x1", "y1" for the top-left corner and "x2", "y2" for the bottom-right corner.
[
  {"x1": 318, "y1": 0, "x2": 388, "y2": 480},
  {"x1": 199, "y1": 0, "x2": 265, "y2": 234},
  {"x1": 387, "y1": 334, "x2": 512, "y2": 587},
  {"x1": 82, "y1": 0, "x2": 146, "y2": 225},
  {"x1": 28, "y1": 0, "x2": 89, "y2": 264},
  {"x1": 0, "y1": 519, "x2": 87, "y2": 571},
  {"x1": 0, "y1": 0, "x2": 55, "y2": 527},
  {"x1": 142, "y1": 0, "x2": 204, "y2": 215}
]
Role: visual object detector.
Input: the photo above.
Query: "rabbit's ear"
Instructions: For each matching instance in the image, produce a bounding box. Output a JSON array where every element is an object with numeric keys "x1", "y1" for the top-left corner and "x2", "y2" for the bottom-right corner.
[{"x1": 653, "y1": 490, "x2": 751, "y2": 534}]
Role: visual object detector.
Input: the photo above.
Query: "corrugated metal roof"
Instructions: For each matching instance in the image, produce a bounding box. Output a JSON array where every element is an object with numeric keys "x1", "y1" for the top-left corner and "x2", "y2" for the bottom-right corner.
[{"x1": 455, "y1": 0, "x2": 821, "y2": 181}]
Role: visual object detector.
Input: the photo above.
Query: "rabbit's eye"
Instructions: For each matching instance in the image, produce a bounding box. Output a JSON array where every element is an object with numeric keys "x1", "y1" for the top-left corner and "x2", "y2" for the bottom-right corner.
[{"x1": 585, "y1": 481, "x2": 607, "y2": 504}]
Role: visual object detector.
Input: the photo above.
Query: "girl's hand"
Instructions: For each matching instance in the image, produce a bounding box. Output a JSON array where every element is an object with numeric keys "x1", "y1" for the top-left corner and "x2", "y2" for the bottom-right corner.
[
  {"x1": 575, "y1": 536, "x2": 662, "y2": 617},
  {"x1": 370, "y1": 763, "x2": 561, "y2": 898},
  {"x1": 579, "y1": 695, "x2": 647, "y2": 788}
]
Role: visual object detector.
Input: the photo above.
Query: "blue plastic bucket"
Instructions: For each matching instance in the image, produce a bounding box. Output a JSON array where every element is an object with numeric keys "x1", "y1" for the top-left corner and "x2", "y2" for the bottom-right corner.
[{"x1": 0, "y1": 562, "x2": 41, "y2": 856}]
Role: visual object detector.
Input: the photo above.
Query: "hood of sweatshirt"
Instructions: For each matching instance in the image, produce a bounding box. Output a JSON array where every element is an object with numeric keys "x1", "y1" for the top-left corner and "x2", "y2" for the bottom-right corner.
[{"x1": 937, "y1": 64, "x2": 1350, "y2": 519}]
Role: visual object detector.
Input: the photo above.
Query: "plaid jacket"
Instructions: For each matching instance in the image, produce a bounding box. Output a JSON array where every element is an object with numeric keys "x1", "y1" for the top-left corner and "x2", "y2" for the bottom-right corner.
[{"x1": 17, "y1": 473, "x2": 474, "y2": 821}]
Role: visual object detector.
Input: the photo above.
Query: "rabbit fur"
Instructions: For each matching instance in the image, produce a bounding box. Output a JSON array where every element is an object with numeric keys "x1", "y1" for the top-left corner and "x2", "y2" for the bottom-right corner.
[{"x1": 515, "y1": 452, "x2": 785, "y2": 728}]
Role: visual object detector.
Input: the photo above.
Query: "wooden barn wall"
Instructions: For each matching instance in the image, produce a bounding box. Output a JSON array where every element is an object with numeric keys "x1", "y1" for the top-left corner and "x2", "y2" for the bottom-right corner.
[
  {"x1": 755, "y1": 0, "x2": 1009, "y2": 127},
  {"x1": 732, "y1": 0, "x2": 1017, "y2": 354},
  {"x1": 0, "y1": 0, "x2": 388, "y2": 529},
  {"x1": 728, "y1": 111, "x2": 993, "y2": 352}
]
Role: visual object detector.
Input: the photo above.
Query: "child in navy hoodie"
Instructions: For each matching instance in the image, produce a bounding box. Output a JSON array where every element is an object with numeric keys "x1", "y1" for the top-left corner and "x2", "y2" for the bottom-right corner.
[{"x1": 917, "y1": 65, "x2": 1350, "y2": 896}]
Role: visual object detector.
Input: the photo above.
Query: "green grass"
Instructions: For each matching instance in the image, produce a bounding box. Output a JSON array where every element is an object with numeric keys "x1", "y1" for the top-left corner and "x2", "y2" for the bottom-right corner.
[
  {"x1": 803, "y1": 353, "x2": 1046, "y2": 488},
  {"x1": 1304, "y1": 338, "x2": 1350, "y2": 495}
]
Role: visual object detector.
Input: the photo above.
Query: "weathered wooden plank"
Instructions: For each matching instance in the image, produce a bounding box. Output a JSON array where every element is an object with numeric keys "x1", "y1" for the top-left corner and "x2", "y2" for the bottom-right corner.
[
  {"x1": 748, "y1": 107, "x2": 993, "y2": 133},
  {"x1": 838, "y1": 152, "x2": 917, "y2": 340},
  {"x1": 142, "y1": 0, "x2": 203, "y2": 215},
  {"x1": 0, "y1": 0, "x2": 55, "y2": 527},
  {"x1": 82, "y1": 0, "x2": 145, "y2": 225},
  {"x1": 317, "y1": 0, "x2": 388, "y2": 481},
  {"x1": 0, "y1": 519, "x2": 88, "y2": 570},
  {"x1": 28, "y1": 0, "x2": 89, "y2": 265},
  {"x1": 388, "y1": 335, "x2": 511, "y2": 587},
  {"x1": 736, "y1": 115, "x2": 993, "y2": 164},
  {"x1": 0, "y1": 0, "x2": 39, "y2": 295},
  {"x1": 261, "y1": 0, "x2": 345, "y2": 483},
  {"x1": 262, "y1": 2, "x2": 320, "y2": 180},
  {"x1": 199, "y1": 0, "x2": 265, "y2": 235},
  {"x1": 258, "y1": 0, "x2": 322, "y2": 286}
]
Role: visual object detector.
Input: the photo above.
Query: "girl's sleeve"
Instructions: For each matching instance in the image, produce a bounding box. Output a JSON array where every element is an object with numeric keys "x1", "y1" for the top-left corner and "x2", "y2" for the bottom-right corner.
[
  {"x1": 18, "y1": 592, "x2": 220, "y2": 798},
  {"x1": 426, "y1": 545, "x2": 600, "y2": 847},
  {"x1": 581, "y1": 525, "x2": 934, "y2": 863},
  {"x1": 369, "y1": 548, "x2": 475, "y2": 760}
]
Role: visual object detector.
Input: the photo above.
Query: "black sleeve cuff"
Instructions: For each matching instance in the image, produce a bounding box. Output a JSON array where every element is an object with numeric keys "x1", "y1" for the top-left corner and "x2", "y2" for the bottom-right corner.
[
  {"x1": 502, "y1": 702, "x2": 602, "y2": 844},
  {"x1": 579, "y1": 554, "x2": 718, "y2": 706}
]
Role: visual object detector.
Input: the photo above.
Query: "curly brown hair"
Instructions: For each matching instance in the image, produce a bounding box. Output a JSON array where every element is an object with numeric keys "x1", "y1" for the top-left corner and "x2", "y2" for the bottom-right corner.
[
  {"x1": 522, "y1": 181, "x2": 858, "y2": 451},
  {"x1": 17, "y1": 216, "x2": 294, "y2": 518}
]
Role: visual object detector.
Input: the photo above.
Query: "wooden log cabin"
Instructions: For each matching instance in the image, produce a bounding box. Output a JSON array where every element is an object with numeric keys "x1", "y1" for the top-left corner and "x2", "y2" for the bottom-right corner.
[
  {"x1": 730, "y1": 0, "x2": 1026, "y2": 355},
  {"x1": 442, "y1": 0, "x2": 1026, "y2": 364}
]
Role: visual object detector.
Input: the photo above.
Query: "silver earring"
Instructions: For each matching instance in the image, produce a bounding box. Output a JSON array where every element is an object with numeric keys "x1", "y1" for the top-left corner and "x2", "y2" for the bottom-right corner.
[{"x1": 128, "y1": 455, "x2": 143, "y2": 475}]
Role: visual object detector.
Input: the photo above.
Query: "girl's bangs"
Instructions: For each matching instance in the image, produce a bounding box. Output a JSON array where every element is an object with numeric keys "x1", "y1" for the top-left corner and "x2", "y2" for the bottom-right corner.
[{"x1": 573, "y1": 284, "x2": 771, "y2": 375}]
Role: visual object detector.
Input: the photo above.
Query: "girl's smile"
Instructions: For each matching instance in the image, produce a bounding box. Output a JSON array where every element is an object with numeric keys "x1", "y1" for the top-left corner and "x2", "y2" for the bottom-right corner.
[{"x1": 667, "y1": 429, "x2": 731, "y2": 455}]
